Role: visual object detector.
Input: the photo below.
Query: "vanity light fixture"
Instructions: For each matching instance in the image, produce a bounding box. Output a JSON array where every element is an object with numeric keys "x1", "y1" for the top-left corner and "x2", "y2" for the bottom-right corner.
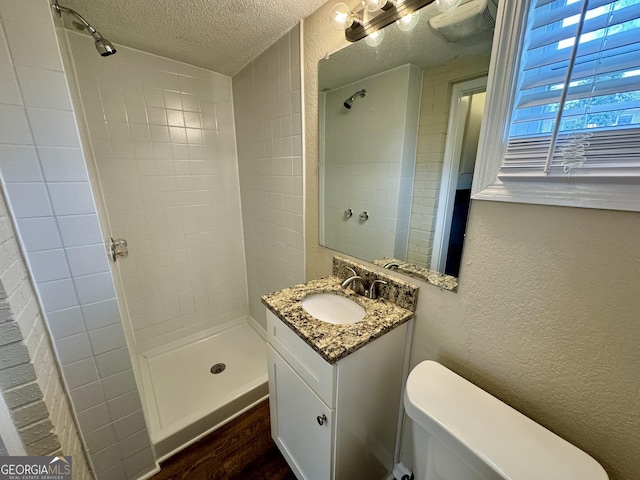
[
  {"x1": 330, "y1": 3, "x2": 362, "y2": 30},
  {"x1": 332, "y1": 0, "x2": 436, "y2": 43},
  {"x1": 362, "y1": 0, "x2": 396, "y2": 12}
]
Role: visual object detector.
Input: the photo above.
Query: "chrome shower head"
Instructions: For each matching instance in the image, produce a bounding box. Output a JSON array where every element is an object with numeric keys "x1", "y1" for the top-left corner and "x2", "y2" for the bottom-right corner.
[
  {"x1": 343, "y1": 89, "x2": 366, "y2": 109},
  {"x1": 53, "y1": 1, "x2": 116, "y2": 57},
  {"x1": 91, "y1": 31, "x2": 117, "y2": 57},
  {"x1": 95, "y1": 37, "x2": 117, "y2": 57}
]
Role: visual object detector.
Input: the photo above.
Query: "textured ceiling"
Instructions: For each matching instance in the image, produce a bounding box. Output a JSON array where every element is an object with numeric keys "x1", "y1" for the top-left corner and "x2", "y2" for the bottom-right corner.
[{"x1": 58, "y1": 0, "x2": 329, "y2": 76}]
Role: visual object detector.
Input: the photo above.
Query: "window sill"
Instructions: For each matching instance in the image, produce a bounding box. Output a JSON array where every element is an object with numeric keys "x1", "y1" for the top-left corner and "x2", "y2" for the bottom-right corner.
[{"x1": 472, "y1": 178, "x2": 640, "y2": 212}]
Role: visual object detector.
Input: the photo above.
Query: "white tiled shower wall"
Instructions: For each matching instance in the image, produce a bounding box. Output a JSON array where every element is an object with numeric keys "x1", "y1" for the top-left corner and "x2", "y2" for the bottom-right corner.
[
  {"x1": 67, "y1": 33, "x2": 248, "y2": 348},
  {"x1": 0, "y1": 1, "x2": 154, "y2": 479},
  {"x1": 0, "y1": 179, "x2": 92, "y2": 476},
  {"x1": 233, "y1": 25, "x2": 305, "y2": 329},
  {"x1": 321, "y1": 64, "x2": 421, "y2": 262}
]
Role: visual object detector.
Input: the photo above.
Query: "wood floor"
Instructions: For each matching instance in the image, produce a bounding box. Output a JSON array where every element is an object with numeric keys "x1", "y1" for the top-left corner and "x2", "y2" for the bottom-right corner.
[{"x1": 152, "y1": 400, "x2": 296, "y2": 480}]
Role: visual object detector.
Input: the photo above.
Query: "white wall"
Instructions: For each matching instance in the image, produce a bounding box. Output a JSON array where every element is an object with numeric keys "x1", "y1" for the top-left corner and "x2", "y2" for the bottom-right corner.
[
  {"x1": 304, "y1": 3, "x2": 640, "y2": 479},
  {"x1": 0, "y1": 1, "x2": 155, "y2": 478},
  {"x1": 232, "y1": 25, "x2": 305, "y2": 329},
  {"x1": 66, "y1": 33, "x2": 248, "y2": 349},
  {"x1": 321, "y1": 65, "x2": 421, "y2": 262}
]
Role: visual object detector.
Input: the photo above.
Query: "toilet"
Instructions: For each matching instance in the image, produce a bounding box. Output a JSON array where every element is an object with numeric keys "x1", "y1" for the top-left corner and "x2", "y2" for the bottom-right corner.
[{"x1": 404, "y1": 361, "x2": 609, "y2": 480}]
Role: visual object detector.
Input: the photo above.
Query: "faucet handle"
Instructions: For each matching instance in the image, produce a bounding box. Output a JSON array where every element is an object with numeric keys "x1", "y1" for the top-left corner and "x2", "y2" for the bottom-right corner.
[{"x1": 367, "y1": 279, "x2": 388, "y2": 300}]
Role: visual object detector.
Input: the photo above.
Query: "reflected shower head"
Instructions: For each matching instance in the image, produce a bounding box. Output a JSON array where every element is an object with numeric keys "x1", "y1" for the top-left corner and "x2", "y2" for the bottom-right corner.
[
  {"x1": 344, "y1": 89, "x2": 366, "y2": 109},
  {"x1": 53, "y1": 1, "x2": 116, "y2": 57}
]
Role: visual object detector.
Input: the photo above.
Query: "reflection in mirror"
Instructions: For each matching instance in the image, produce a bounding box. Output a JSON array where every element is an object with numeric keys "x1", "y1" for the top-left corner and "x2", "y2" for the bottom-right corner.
[{"x1": 318, "y1": 1, "x2": 495, "y2": 289}]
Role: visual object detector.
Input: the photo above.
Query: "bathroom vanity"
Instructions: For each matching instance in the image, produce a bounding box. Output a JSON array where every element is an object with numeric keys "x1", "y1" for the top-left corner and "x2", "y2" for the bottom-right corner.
[{"x1": 262, "y1": 263, "x2": 418, "y2": 480}]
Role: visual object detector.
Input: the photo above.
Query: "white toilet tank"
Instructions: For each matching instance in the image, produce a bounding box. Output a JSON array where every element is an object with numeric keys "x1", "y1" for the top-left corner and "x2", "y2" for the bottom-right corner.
[{"x1": 404, "y1": 361, "x2": 609, "y2": 480}]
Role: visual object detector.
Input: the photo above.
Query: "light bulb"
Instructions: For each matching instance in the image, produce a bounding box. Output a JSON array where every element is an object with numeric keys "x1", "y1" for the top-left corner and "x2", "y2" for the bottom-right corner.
[
  {"x1": 330, "y1": 3, "x2": 356, "y2": 30},
  {"x1": 365, "y1": 29, "x2": 385, "y2": 47},
  {"x1": 362, "y1": 0, "x2": 388, "y2": 12},
  {"x1": 396, "y1": 11, "x2": 420, "y2": 31},
  {"x1": 435, "y1": 0, "x2": 462, "y2": 12}
]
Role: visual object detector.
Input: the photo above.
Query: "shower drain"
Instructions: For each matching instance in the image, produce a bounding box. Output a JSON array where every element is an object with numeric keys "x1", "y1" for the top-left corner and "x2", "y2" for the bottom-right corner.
[{"x1": 210, "y1": 363, "x2": 226, "y2": 374}]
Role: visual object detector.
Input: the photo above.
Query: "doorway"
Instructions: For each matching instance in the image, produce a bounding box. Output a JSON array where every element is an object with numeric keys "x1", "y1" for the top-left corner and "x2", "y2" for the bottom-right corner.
[{"x1": 431, "y1": 77, "x2": 487, "y2": 277}]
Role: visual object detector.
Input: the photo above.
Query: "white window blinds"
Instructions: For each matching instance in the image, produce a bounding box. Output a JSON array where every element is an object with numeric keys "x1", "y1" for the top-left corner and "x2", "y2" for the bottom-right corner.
[{"x1": 501, "y1": 0, "x2": 640, "y2": 178}]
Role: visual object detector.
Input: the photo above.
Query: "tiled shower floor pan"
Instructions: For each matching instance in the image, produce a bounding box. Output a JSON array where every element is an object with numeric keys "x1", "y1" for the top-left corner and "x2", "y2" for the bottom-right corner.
[{"x1": 138, "y1": 320, "x2": 268, "y2": 460}]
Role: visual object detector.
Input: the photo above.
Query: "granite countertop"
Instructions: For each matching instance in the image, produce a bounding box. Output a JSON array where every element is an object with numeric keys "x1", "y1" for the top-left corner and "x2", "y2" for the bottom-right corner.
[
  {"x1": 262, "y1": 276, "x2": 414, "y2": 364},
  {"x1": 373, "y1": 257, "x2": 459, "y2": 292}
]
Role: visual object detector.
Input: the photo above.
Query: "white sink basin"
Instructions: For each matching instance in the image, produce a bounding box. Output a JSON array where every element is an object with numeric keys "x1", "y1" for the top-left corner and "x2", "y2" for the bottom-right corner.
[{"x1": 301, "y1": 293, "x2": 366, "y2": 325}]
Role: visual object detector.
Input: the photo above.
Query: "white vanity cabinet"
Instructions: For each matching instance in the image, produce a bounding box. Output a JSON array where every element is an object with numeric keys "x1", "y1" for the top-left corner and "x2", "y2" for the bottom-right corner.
[{"x1": 266, "y1": 309, "x2": 410, "y2": 480}]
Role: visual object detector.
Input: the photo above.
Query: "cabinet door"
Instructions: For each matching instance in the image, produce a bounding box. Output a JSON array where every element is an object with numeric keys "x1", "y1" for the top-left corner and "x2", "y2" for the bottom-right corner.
[{"x1": 268, "y1": 345, "x2": 333, "y2": 480}]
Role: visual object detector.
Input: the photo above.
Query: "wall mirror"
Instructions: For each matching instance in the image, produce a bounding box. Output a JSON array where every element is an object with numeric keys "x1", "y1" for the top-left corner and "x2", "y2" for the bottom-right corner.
[{"x1": 318, "y1": 0, "x2": 496, "y2": 290}]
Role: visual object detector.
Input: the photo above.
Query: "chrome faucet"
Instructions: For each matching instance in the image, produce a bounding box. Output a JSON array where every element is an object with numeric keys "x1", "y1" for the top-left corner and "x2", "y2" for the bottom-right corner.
[
  {"x1": 341, "y1": 267, "x2": 388, "y2": 300},
  {"x1": 383, "y1": 261, "x2": 400, "y2": 270},
  {"x1": 341, "y1": 267, "x2": 365, "y2": 293},
  {"x1": 366, "y1": 279, "x2": 387, "y2": 300}
]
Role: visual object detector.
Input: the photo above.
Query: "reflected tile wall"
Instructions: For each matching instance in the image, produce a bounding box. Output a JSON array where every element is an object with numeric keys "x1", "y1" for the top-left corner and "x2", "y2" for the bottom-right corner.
[{"x1": 322, "y1": 65, "x2": 418, "y2": 263}]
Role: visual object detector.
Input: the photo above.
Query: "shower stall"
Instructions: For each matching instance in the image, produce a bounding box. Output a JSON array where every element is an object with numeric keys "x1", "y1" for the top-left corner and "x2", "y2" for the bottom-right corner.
[{"x1": 59, "y1": 23, "x2": 304, "y2": 460}]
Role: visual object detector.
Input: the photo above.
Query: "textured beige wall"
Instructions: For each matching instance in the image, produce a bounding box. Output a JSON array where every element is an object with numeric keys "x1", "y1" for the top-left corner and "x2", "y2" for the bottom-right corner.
[{"x1": 304, "y1": 4, "x2": 640, "y2": 480}]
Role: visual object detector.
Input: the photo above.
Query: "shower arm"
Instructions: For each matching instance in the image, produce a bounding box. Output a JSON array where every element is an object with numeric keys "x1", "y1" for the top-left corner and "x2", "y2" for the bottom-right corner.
[
  {"x1": 52, "y1": 1, "x2": 100, "y2": 38},
  {"x1": 52, "y1": 0, "x2": 116, "y2": 57}
]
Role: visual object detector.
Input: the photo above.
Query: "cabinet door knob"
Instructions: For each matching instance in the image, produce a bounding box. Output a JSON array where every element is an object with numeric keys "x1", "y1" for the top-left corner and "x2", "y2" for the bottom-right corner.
[{"x1": 317, "y1": 414, "x2": 327, "y2": 426}]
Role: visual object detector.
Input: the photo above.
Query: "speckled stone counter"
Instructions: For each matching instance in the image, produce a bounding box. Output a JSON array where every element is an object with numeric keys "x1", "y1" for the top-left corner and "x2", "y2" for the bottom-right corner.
[
  {"x1": 262, "y1": 276, "x2": 414, "y2": 364},
  {"x1": 373, "y1": 256, "x2": 459, "y2": 292},
  {"x1": 334, "y1": 256, "x2": 420, "y2": 309}
]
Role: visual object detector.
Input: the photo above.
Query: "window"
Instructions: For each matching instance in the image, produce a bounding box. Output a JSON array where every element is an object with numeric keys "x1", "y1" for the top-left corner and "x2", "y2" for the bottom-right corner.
[{"x1": 472, "y1": 0, "x2": 640, "y2": 211}]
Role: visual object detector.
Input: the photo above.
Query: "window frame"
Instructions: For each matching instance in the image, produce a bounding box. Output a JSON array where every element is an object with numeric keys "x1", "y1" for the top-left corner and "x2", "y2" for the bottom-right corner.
[{"x1": 471, "y1": 0, "x2": 640, "y2": 212}]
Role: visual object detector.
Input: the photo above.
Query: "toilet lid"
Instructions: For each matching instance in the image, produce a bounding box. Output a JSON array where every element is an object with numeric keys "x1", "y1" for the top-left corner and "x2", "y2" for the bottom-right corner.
[{"x1": 404, "y1": 361, "x2": 609, "y2": 480}]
